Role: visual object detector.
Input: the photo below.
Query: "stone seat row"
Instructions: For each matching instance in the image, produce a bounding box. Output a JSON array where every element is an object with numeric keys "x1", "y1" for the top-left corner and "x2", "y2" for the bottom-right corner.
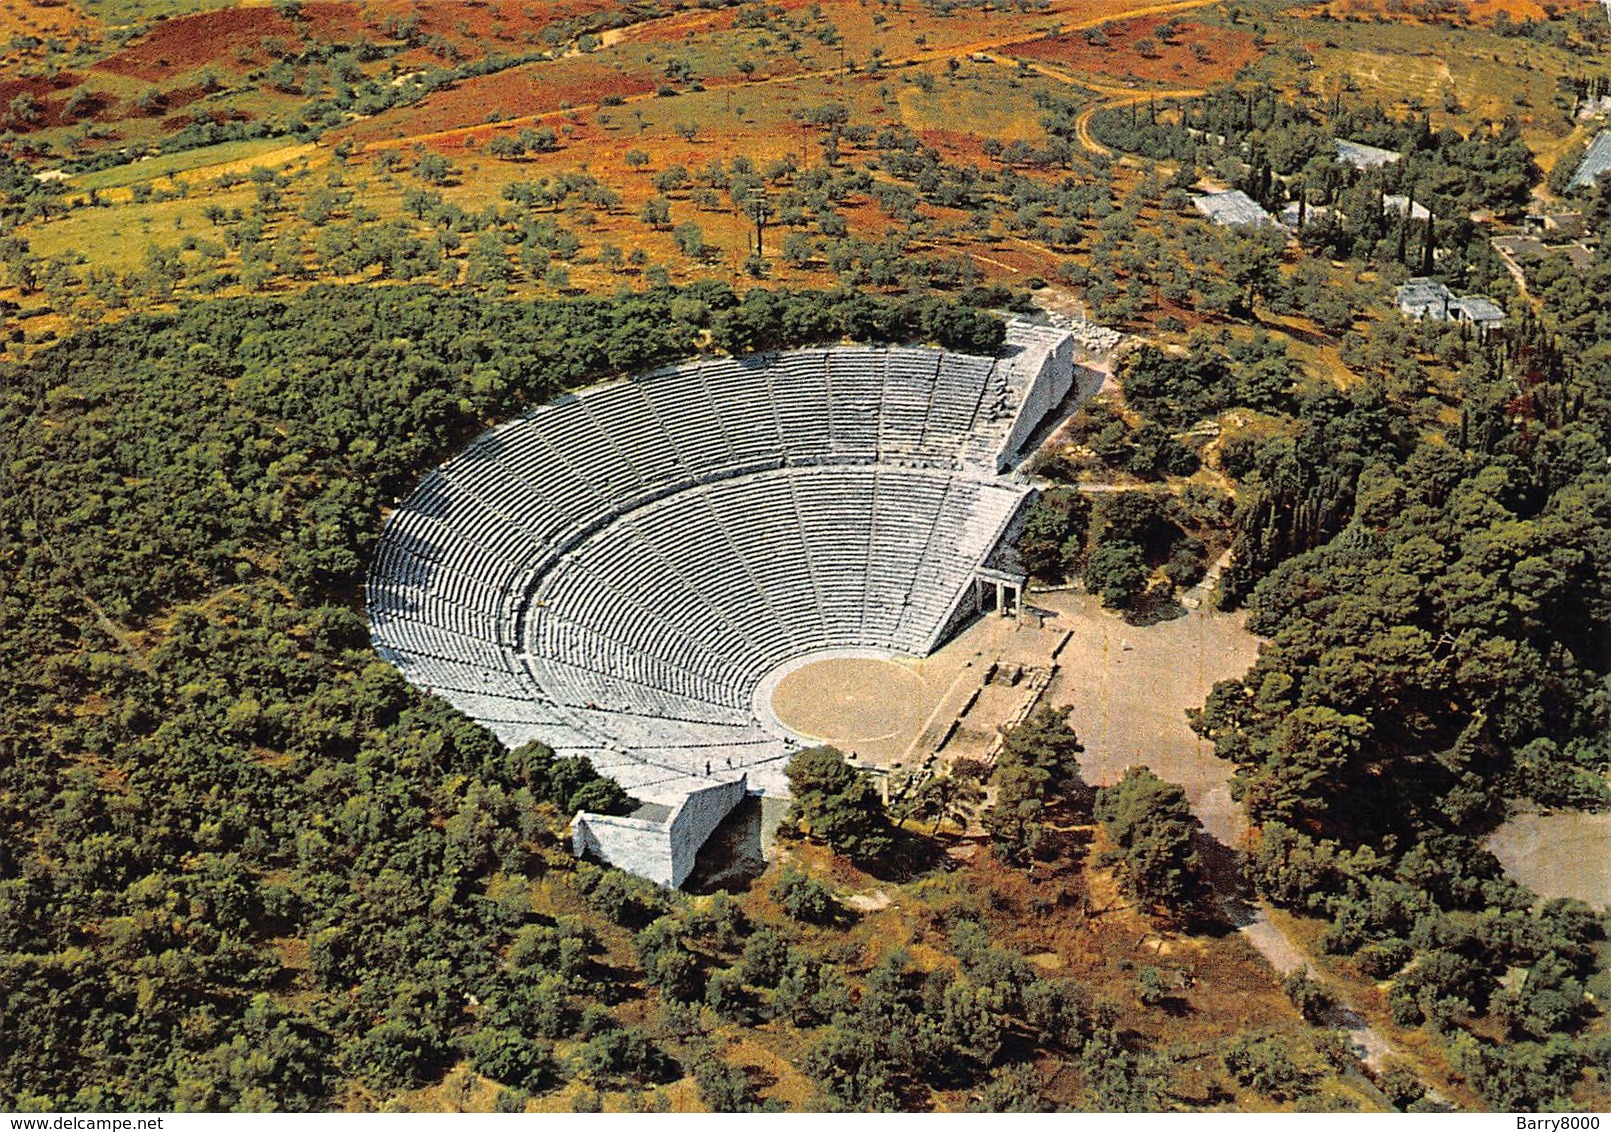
[{"x1": 368, "y1": 344, "x2": 1039, "y2": 783}]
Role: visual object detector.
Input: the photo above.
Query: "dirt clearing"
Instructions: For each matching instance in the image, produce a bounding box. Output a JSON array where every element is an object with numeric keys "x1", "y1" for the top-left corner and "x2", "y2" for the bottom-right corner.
[
  {"x1": 1036, "y1": 589, "x2": 1261, "y2": 845},
  {"x1": 1486, "y1": 807, "x2": 1611, "y2": 908}
]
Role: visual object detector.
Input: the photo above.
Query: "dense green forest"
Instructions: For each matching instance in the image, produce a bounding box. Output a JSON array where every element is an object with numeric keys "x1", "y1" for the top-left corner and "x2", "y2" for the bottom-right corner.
[
  {"x1": 4, "y1": 273, "x2": 1610, "y2": 1110},
  {"x1": 1083, "y1": 82, "x2": 1531, "y2": 311},
  {"x1": 1184, "y1": 313, "x2": 1611, "y2": 1106},
  {"x1": 1005, "y1": 136, "x2": 1611, "y2": 1102},
  {"x1": 1094, "y1": 300, "x2": 1611, "y2": 1110},
  {"x1": 0, "y1": 282, "x2": 1025, "y2": 1111},
  {"x1": 1090, "y1": 83, "x2": 1541, "y2": 220}
]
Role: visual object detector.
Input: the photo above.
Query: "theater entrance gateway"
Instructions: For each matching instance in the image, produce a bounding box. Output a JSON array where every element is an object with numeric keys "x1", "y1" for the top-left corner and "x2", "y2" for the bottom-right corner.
[{"x1": 975, "y1": 567, "x2": 1027, "y2": 620}]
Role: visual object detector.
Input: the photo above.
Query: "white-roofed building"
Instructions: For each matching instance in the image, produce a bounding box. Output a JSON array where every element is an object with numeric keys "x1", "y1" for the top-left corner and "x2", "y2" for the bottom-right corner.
[
  {"x1": 1568, "y1": 131, "x2": 1611, "y2": 191},
  {"x1": 1278, "y1": 201, "x2": 1332, "y2": 228},
  {"x1": 1191, "y1": 189, "x2": 1281, "y2": 229},
  {"x1": 1335, "y1": 139, "x2": 1402, "y2": 169},
  {"x1": 1383, "y1": 194, "x2": 1432, "y2": 221},
  {"x1": 1397, "y1": 277, "x2": 1504, "y2": 334},
  {"x1": 1449, "y1": 295, "x2": 1505, "y2": 332},
  {"x1": 1397, "y1": 277, "x2": 1454, "y2": 320}
]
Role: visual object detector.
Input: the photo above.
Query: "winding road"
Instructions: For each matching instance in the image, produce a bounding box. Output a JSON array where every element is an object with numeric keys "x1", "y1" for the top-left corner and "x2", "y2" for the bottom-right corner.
[
  {"x1": 976, "y1": 54, "x2": 1207, "y2": 156},
  {"x1": 368, "y1": 0, "x2": 1231, "y2": 152}
]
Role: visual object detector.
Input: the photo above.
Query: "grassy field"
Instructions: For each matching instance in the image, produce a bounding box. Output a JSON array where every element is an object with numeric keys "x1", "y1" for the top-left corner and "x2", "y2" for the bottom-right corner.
[
  {"x1": 26, "y1": 184, "x2": 261, "y2": 275},
  {"x1": 71, "y1": 136, "x2": 306, "y2": 191},
  {"x1": 1270, "y1": 13, "x2": 1605, "y2": 151},
  {"x1": 19, "y1": 45, "x2": 1097, "y2": 304},
  {"x1": 74, "y1": 0, "x2": 238, "y2": 26}
]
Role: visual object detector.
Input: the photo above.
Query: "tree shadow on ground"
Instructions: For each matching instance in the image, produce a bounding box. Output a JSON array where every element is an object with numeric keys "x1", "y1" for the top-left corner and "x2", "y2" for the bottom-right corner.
[
  {"x1": 858, "y1": 825, "x2": 953, "y2": 883},
  {"x1": 684, "y1": 794, "x2": 768, "y2": 895},
  {"x1": 1040, "y1": 823, "x2": 1095, "y2": 866},
  {"x1": 1191, "y1": 826, "x2": 1254, "y2": 937},
  {"x1": 587, "y1": 960, "x2": 648, "y2": 1005},
  {"x1": 1124, "y1": 588, "x2": 1189, "y2": 627}
]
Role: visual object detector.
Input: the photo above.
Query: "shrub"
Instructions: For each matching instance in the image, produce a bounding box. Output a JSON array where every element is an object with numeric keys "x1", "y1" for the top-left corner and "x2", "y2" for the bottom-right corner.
[
  {"x1": 772, "y1": 866, "x2": 840, "y2": 924},
  {"x1": 1355, "y1": 938, "x2": 1412, "y2": 979},
  {"x1": 1221, "y1": 1033, "x2": 1319, "y2": 1101},
  {"x1": 784, "y1": 747, "x2": 892, "y2": 861},
  {"x1": 1281, "y1": 969, "x2": 1333, "y2": 1023},
  {"x1": 465, "y1": 1028, "x2": 557, "y2": 1092}
]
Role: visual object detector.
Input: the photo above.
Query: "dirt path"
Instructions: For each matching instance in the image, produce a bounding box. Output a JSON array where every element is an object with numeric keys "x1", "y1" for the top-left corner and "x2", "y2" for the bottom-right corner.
[
  {"x1": 1233, "y1": 904, "x2": 1427, "y2": 1090},
  {"x1": 372, "y1": 0, "x2": 1230, "y2": 151},
  {"x1": 987, "y1": 56, "x2": 1206, "y2": 156},
  {"x1": 1074, "y1": 86, "x2": 1206, "y2": 157},
  {"x1": 1046, "y1": 589, "x2": 1447, "y2": 1102},
  {"x1": 1074, "y1": 480, "x2": 1176, "y2": 493},
  {"x1": 1194, "y1": 819, "x2": 1448, "y2": 1104},
  {"x1": 32, "y1": 532, "x2": 146, "y2": 664},
  {"x1": 1237, "y1": 912, "x2": 1311, "y2": 977}
]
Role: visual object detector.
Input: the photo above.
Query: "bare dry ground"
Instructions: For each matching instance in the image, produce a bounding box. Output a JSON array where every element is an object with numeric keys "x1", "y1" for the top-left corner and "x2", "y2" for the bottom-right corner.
[
  {"x1": 1004, "y1": 16, "x2": 1263, "y2": 86},
  {"x1": 761, "y1": 585, "x2": 1265, "y2": 854},
  {"x1": 771, "y1": 656, "x2": 930, "y2": 746},
  {"x1": 1485, "y1": 808, "x2": 1611, "y2": 908},
  {"x1": 1037, "y1": 590, "x2": 1261, "y2": 845},
  {"x1": 0, "y1": 0, "x2": 93, "y2": 47},
  {"x1": 760, "y1": 611, "x2": 1042, "y2": 768}
]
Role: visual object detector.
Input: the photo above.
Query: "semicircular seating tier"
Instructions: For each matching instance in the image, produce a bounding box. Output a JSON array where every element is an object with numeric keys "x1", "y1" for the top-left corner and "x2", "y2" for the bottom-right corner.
[{"x1": 367, "y1": 322, "x2": 1077, "y2": 881}]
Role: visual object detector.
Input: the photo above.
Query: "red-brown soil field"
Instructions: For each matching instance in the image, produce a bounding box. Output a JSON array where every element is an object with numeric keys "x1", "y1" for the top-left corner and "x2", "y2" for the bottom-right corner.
[
  {"x1": 1006, "y1": 17, "x2": 1263, "y2": 86},
  {"x1": 89, "y1": 0, "x2": 621, "y2": 84},
  {"x1": 90, "y1": 4, "x2": 368, "y2": 81},
  {"x1": 335, "y1": 56, "x2": 664, "y2": 146},
  {"x1": 1294, "y1": 0, "x2": 1551, "y2": 22}
]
